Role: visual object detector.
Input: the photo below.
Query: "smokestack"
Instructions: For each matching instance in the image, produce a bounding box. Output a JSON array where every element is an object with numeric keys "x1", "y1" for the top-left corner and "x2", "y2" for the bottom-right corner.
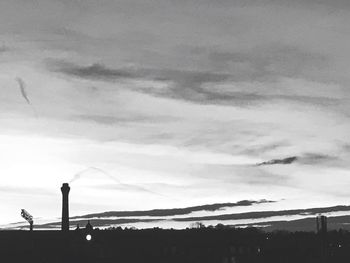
[{"x1": 61, "y1": 183, "x2": 70, "y2": 232}]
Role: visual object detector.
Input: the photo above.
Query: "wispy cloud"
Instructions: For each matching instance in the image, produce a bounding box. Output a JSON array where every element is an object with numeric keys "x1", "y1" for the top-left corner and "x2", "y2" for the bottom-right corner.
[
  {"x1": 46, "y1": 60, "x2": 239, "y2": 103},
  {"x1": 74, "y1": 114, "x2": 178, "y2": 125},
  {"x1": 174, "y1": 205, "x2": 350, "y2": 222},
  {"x1": 47, "y1": 59, "x2": 339, "y2": 107},
  {"x1": 50, "y1": 62, "x2": 137, "y2": 81},
  {"x1": 71, "y1": 199, "x2": 276, "y2": 218},
  {"x1": 241, "y1": 141, "x2": 290, "y2": 156},
  {"x1": 257, "y1": 156, "x2": 298, "y2": 166},
  {"x1": 299, "y1": 153, "x2": 338, "y2": 165},
  {"x1": 207, "y1": 44, "x2": 328, "y2": 81},
  {"x1": 48, "y1": 59, "x2": 229, "y2": 85},
  {"x1": 70, "y1": 167, "x2": 165, "y2": 197},
  {"x1": 257, "y1": 154, "x2": 338, "y2": 166}
]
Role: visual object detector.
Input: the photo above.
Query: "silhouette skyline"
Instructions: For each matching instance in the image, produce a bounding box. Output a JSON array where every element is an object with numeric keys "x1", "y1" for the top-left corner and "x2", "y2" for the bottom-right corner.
[
  {"x1": 1, "y1": 0, "x2": 350, "y2": 234},
  {"x1": 0, "y1": 183, "x2": 347, "y2": 262}
]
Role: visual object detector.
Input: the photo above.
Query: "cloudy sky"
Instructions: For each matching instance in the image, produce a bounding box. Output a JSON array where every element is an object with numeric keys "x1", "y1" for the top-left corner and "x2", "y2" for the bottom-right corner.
[{"x1": 1, "y1": 0, "x2": 350, "y2": 225}]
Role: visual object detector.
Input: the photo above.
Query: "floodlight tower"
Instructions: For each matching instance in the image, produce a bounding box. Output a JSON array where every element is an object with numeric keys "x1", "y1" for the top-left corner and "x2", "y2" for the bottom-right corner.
[{"x1": 21, "y1": 209, "x2": 33, "y2": 231}]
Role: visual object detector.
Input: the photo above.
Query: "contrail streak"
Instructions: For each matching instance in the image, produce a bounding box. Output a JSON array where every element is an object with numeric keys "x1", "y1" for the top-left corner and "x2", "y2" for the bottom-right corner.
[
  {"x1": 70, "y1": 167, "x2": 168, "y2": 198},
  {"x1": 16, "y1": 78, "x2": 31, "y2": 105},
  {"x1": 15, "y1": 77, "x2": 38, "y2": 117}
]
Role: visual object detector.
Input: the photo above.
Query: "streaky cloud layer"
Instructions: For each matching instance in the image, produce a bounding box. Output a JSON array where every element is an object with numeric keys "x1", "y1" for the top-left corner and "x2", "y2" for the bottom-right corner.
[{"x1": 0, "y1": 0, "x2": 350, "y2": 227}]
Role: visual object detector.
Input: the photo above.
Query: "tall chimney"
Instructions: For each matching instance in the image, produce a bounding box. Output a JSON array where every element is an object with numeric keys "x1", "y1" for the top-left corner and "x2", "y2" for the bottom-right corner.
[{"x1": 61, "y1": 183, "x2": 70, "y2": 232}]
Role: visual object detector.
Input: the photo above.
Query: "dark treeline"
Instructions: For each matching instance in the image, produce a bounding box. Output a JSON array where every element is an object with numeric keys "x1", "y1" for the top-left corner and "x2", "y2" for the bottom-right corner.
[{"x1": 0, "y1": 227, "x2": 349, "y2": 263}]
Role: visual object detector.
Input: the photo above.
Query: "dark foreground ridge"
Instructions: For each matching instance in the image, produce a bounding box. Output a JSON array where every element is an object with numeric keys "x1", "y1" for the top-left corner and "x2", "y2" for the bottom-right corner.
[{"x1": 1, "y1": 227, "x2": 349, "y2": 263}]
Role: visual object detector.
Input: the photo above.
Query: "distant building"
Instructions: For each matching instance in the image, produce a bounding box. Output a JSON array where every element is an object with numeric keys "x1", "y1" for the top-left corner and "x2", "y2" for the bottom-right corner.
[
  {"x1": 316, "y1": 215, "x2": 327, "y2": 234},
  {"x1": 316, "y1": 215, "x2": 328, "y2": 257},
  {"x1": 85, "y1": 220, "x2": 93, "y2": 232}
]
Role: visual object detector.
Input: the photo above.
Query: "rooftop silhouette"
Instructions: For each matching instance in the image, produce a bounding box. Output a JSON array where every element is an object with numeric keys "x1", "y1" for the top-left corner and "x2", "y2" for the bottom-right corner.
[{"x1": 1, "y1": 183, "x2": 348, "y2": 263}]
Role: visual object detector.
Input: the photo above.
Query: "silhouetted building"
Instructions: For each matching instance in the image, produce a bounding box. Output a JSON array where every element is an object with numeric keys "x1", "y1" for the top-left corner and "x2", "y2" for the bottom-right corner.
[
  {"x1": 316, "y1": 215, "x2": 327, "y2": 234},
  {"x1": 85, "y1": 220, "x2": 93, "y2": 232},
  {"x1": 61, "y1": 183, "x2": 70, "y2": 232},
  {"x1": 316, "y1": 215, "x2": 328, "y2": 258}
]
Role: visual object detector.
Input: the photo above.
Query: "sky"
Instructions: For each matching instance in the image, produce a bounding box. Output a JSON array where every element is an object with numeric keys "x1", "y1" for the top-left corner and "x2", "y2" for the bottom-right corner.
[{"x1": 1, "y1": 0, "x2": 350, "y2": 226}]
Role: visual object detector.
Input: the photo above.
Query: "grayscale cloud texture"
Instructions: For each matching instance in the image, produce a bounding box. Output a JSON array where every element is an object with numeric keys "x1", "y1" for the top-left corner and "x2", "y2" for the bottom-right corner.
[{"x1": 0, "y1": 0, "x2": 350, "y2": 226}]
